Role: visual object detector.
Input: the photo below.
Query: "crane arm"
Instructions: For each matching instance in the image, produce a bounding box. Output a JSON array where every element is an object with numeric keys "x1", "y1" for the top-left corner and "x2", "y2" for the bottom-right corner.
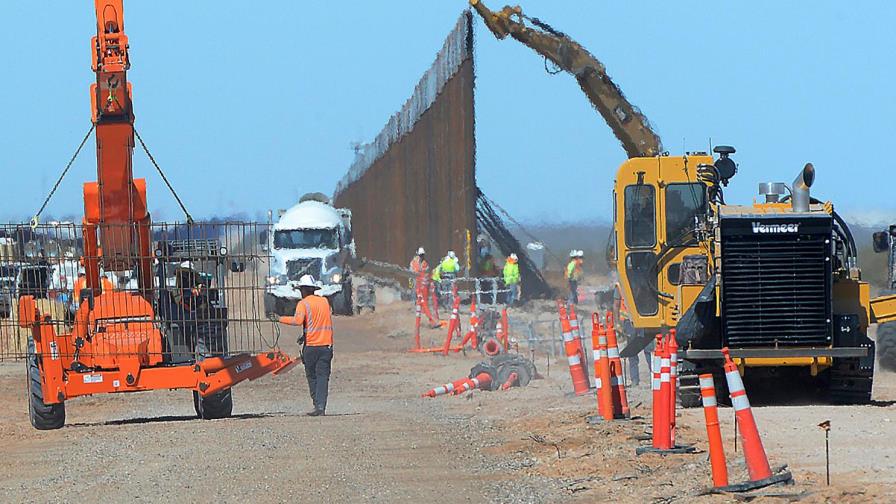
[{"x1": 470, "y1": 0, "x2": 663, "y2": 158}]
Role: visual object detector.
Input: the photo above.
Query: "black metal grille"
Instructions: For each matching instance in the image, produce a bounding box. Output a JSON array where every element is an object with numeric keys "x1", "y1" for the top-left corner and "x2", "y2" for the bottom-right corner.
[
  {"x1": 286, "y1": 258, "x2": 321, "y2": 280},
  {"x1": 721, "y1": 217, "x2": 832, "y2": 347}
]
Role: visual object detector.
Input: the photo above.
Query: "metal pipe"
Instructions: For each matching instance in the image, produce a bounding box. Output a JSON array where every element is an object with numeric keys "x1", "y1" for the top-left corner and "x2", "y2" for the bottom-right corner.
[{"x1": 791, "y1": 163, "x2": 815, "y2": 212}]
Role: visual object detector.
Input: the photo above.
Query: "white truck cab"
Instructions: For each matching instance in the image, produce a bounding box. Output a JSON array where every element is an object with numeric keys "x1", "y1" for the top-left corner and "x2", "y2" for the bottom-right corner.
[{"x1": 264, "y1": 193, "x2": 356, "y2": 316}]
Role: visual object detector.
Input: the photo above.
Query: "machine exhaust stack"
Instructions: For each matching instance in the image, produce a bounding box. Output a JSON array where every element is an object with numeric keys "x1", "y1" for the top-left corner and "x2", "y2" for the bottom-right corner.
[{"x1": 791, "y1": 163, "x2": 815, "y2": 212}]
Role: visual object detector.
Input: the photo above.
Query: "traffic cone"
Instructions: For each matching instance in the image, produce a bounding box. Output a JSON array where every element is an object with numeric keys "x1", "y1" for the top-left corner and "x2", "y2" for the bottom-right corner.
[
  {"x1": 422, "y1": 376, "x2": 470, "y2": 398},
  {"x1": 604, "y1": 311, "x2": 630, "y2": 419},
  {"x1": 651, "y1": 333, "x2": 663, "y2": 425},
  {"x1": 453, "y1": 372, "x2": 493, "y2": 395},
  {"x1": 459, "y1": 296, "x2": 480, "y2": 351},
  {"x1": 655, "y1": 343, "x2": 672, "y2": 449},
  {"x1": 558, "y1": 301, "x2": 590, "y2": 396},
  {"x1": 568, "y1": 303, "x2": 587, "y2": 372},
  {"x1": 441, "y1": 290, "x2": 463, "y2": 356},
  {"x1": 597, "y1": 330, "x2": 614, "y2": 421},
  {"x1": 591, "y1": 313, "x2": 603, "y2": 410},
  {"x1": 413, "y1": 292, "x2": 422, "y2": 351},
  {"x1": 722, "y1": 347, "x2": 771, "y2": 481},
  {"x1": 668, "y1": 330, "x2": 679, "y2": 445},
  {"x1": 699, "y1": 374, "x2": 728, "y2": 488},
  {"x1": 716, "y1": 347, "x2": 793, "y2": 491},
  {"x1": 501, "y1": 371, "x2": 519, "y2": 390}
]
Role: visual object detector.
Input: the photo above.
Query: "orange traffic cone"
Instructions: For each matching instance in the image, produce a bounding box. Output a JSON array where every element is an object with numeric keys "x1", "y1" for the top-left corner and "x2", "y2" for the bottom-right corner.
[
  {"x1": 558, "y1": 301, "x2": 590, "y2": 396},
  {"x1": 723, "y1": 347, "x2": 771, "y2": 481},
  {"x1": 604, "y1": 311, "x2": 630, "y2": 419},
  {"x1": 501, "y1": 371, "x2": 519, "y2": 390},
  {"x1": 699, "y1": 374, "x2": 728, "y2": 488},
  {"x1": 668, "y1": 331, "x2": 679, "y2": 445},
  {"x1": 422, "y1": 376, "x2": 471, "y2": 398},
  {"x1": 441, "y1": 290, "x2": 463, "y2": 355},
  {"x1": 413, "y1": 292, "x2": 423, "y2": 350},
  {"x1": 716, "y1": 348, "x2": 793, "y2": 491},
  {"x1": 459, "y1": 296, "x2": 480, "y2": 351},
  {"x1": 636, "y1": 332, "x2": 695, "y2": 455},
  {"x1": 597, "y1": 329, "x2": 614, "y2": 421},
  {"x1": 453, "y1": 372, "x2": 493, "y2": 395}
]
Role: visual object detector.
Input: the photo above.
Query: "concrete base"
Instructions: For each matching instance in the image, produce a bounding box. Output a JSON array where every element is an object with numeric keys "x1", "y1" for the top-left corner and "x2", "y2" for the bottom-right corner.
[
  {"x1": 713, "y1": 469, "x2": 793, "y2": 493},
  {"x1": 635, "y1": 445, "x2": 697, "y2": 456}
]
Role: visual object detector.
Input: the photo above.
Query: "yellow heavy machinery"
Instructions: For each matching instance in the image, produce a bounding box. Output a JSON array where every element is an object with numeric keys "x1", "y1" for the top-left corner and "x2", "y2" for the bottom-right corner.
[{"x1": 472, "y1": 0, "x2": 896, "y2": 404}]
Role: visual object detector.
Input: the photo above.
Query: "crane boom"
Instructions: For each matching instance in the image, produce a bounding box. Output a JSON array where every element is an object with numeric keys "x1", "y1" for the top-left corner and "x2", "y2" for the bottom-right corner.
[
  {"x1": 84, "y1": 0, "x2": 153, "y2": 291},
  {"x1": 470, "y1": 0, "x2": 663, "y2": 158}
]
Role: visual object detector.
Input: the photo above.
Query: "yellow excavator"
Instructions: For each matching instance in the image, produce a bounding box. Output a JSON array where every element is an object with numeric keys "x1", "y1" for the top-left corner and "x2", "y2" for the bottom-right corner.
[{"x1": 472, "y1": 0, "x2": 896, "y2": 404}]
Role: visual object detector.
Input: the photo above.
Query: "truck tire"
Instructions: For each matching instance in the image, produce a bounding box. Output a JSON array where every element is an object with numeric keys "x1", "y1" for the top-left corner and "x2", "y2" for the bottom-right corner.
[
  {"x1": 193, "y1": 389, "x2": 233, "y2": 420},
  {"x1": 26, "y1": 339, "x2": 65, "y2": 430},
  {"x1": 331, "y1": 281, "x2": 354, "y2": 316},
  {"x1": 877, "y1": 322, "x2": 896, "y2": 372}
]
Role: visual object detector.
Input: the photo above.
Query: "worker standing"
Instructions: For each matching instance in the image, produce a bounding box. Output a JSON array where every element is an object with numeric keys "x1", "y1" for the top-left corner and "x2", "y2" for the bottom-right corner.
[
  {"x1": 278, "y1": 275, "x2": 334, "y2": 417},
  {"x1": 566, "y1": 250, "x2": 584, "y2": 305},
  {"x1": 503, "y1": 253, "x2": 520, "y2": 306},
  {"x1": 440, "y1": 251, "x2": 460, "y2": 280},
  {"x1": 409, "y1": 247, "x2": 429, "y2": 292}
]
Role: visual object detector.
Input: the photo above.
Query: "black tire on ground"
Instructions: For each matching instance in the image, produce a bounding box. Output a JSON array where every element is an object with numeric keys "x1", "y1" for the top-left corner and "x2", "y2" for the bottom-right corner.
[
  {"x1": 877, "y1": 322, "x2": 896, "y2": 372},
  {"x1": 26, "y1": 339, "x2": 65, "y2": 430},
  {"x1": 331, "y1": 282, "x2": 354, "y2": 316},
  {"x1": 193, "y1": 389, "x2": 233, "y2": 420}
]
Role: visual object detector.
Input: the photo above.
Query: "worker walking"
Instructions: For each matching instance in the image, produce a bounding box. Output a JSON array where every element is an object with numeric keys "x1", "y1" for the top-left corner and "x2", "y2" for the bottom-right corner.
[
  {"x1": 278, "y1": 275, "x2": 334, "y2": 416},
  {"x1": 503, "y1": 253, "x2": 520, "y2": 306},
  {"x1": 566, "y1": 250, "x2": 584, "y2": 305}
]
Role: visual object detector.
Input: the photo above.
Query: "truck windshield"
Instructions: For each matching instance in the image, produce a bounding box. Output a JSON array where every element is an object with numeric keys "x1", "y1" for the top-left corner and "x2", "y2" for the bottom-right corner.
[{"x1": 274, "y1": 229, "x2": 337, "y2": 250}]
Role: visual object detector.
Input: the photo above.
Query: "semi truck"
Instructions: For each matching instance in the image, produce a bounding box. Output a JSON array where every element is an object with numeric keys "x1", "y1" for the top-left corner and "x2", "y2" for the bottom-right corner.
[{"x1": 264, "y1": 193, "x2": 356, "y2": 316}]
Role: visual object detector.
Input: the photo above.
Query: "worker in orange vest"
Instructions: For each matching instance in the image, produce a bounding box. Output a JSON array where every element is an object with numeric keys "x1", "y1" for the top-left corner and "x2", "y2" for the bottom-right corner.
[
  {"x1": 279, "y1": 275, "x2": 334, "y2": 416},
  {"x1": 409, "y1": 247, "x2": 429, "y2": 292}
]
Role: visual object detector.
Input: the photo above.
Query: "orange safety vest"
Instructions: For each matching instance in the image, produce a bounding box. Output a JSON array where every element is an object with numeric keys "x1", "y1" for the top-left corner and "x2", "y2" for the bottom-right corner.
[{"x1": 281, "y1": 294, "x2": 333, "y2": 347}]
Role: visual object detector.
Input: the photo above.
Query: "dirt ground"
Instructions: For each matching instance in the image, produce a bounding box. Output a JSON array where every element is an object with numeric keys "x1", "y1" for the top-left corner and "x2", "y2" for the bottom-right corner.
[{"x1": 1, "y1": 300, "x2": 895, "y2": 503}]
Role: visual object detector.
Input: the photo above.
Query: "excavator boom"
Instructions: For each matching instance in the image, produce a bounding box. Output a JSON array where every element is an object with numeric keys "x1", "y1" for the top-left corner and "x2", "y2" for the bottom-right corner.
[{"x1": 470, "y1": 0, "x2": 663, "y2": 158}]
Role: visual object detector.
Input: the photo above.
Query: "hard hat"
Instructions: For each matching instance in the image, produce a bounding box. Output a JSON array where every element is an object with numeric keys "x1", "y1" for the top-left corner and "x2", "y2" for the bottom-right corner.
[
  {"x1": 569, "y1": 250, "x2": 577, "y2": 258},
  {"x1": 179, "y1": 260, "x2": 195, "y2": 270},
  {"x1": 509, "y1": 253, "x2": 518, "y2": 261},
  {"x1": 448, "y1": 251, "x2": 456, "y2": 259},
  {"x1": 577, "y1": 250, "x2": 585, "y2": 258},
  {"x1": 297, "y1": 274, "x2": 319, "y2": 288},
  {"x1": 417, "y1": 247, "x2": 425, "y2": 255}
]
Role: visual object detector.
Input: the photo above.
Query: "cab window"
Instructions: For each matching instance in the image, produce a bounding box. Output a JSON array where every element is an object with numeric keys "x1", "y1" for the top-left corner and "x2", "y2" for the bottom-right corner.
[
  {"x1": 624, "y1": 185, "x2": 656, "y2": 248},
  {"x1": 665, "y1": 183, "x2": 706, "y2": 244}
]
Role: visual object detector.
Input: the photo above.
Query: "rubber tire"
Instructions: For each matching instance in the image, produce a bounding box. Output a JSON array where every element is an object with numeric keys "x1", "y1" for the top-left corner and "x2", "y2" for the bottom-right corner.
[
  {"x1": 877, "y1": 322, "x2": 896, "y2": 372},
  {"x1": 331, "y1": 281, "x2": 354, "y2": 316},
  {"x1": 26, "y1": 339, "x2": 65, "y2": 430},
  {"x1": 193, "y1": 389, "x2": 233, "y2": 420}
]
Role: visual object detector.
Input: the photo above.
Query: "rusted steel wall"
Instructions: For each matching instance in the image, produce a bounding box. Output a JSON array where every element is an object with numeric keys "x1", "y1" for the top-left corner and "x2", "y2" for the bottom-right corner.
[{"x1": 334, "y1": 12, "x2": 476, "y2": 271}]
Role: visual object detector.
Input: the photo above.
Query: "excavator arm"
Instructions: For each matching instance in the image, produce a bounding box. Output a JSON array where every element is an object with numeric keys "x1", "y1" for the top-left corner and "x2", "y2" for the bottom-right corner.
[{"x1": 470, "y1": 0, "x2": 663, "y2": 158}]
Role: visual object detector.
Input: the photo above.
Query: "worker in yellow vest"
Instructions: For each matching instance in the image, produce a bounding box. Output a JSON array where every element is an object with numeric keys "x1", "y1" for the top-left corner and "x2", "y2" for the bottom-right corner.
[
  {"x1": 566, "y1": 250, "x2": 584, "y2": 304},
  {"x1": 502, "y1": 253, "x2": 520, "y2": 305}
]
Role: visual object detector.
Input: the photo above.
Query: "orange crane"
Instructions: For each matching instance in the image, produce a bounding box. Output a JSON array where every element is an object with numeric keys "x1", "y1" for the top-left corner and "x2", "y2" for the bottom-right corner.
[{"x1": 18, "y1": 0, "x2": 295, "y2": 430}]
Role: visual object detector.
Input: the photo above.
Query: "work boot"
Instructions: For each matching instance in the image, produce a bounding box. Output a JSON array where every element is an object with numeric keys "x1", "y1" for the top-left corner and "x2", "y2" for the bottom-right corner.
[{"x1": 306, "y1": 409, "x2": 325, "y2": 417}]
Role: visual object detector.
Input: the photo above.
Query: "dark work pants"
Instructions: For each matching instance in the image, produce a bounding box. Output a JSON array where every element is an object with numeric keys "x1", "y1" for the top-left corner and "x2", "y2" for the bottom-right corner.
[
  {"x1": 303, "y1": 345, "x2": 333, "y2": 412},
  {"x1": 568, "y1": 280, "x2": 579, "y2": 305}
]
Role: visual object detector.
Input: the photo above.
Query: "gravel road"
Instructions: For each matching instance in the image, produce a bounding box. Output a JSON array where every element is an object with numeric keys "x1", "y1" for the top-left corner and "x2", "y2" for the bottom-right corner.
[{"x1": 0, "y1": 301, "x2": 894, "y2": 503}]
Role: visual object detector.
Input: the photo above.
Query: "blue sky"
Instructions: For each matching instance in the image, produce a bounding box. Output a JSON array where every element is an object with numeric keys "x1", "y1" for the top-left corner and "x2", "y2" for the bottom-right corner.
[{"x1": 1, "y1": 1, "x2": 894, "y2": 225}]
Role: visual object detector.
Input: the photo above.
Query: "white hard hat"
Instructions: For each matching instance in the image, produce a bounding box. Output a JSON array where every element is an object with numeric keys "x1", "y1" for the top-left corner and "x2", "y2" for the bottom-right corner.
[
  {"x1": 509, "y1": 253, "x2": 518, "y2": 260},
  {"x1": 297, "y1": 274, "x2": 319, "y2": 288},
  {"x1": 448, "y1": 251, "x2": 456, "y2": 259},
  {"x1": 577, "y1": 250, "x2": 585, "y2": 258},
  {"x1": 417, "y1": 247, "x2": 426, "y2": 255},
  {"x1": 179, "y1": 260, "x2": 195, "y2": 270},
  {"x1": 569, "y1": 250, "x2": 577, "y2": 258}
]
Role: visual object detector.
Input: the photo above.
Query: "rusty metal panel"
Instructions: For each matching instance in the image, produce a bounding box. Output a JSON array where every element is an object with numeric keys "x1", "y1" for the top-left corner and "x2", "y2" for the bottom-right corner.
[{"x1": 334, "y1": 12, "x2": 477, "y2": 272}]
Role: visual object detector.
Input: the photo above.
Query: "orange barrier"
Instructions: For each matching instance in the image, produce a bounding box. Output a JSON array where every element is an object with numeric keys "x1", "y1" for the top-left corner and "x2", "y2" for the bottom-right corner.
[
  {"x1": 558, "y1": 301, "x2": 590, "y2": 396},
  {"x1": 700, "y1": 374, "x2": 729, "y2": 488},
  {"x1": 655, "y1": 343, "x2": 672, "y2": 449},
  {"x1": 722, "y1": 347, "x2": 772, "y2": 481},
  {"x1": 604, "y1": 312, "x2": 630, "y2": 419},
  {"x1": 422, "y1": 376, "x2": 471, "y2": 398},
  {"x1": 500, "y1": 308, "x2": 510, "y2": 350}
]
